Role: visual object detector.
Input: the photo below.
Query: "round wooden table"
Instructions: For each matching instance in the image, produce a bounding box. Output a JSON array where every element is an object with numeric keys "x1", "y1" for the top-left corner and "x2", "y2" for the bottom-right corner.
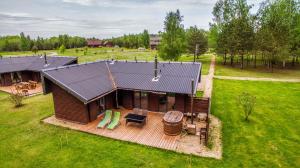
[{"x1": 163, "y1": 111, "x2": 183, "y2": 136}]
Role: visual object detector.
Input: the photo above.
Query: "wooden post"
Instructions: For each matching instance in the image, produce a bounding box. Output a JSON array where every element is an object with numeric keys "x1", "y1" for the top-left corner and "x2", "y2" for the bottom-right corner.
[
  {"x1": 191, "y1": 79, "x2": 194, "y2": 124},
  {"x1": 115, "y1": 90, "x2": 119, "y2": 109}
]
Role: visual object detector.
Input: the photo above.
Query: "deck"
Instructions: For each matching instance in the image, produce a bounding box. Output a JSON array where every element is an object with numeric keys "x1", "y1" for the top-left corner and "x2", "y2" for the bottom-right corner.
[
  {"x1": 0, "y1": 83, "x2": 43, "y2": 95},
  {"x1": 43, "y1": 108, "x2": 221, "y2": 159}
]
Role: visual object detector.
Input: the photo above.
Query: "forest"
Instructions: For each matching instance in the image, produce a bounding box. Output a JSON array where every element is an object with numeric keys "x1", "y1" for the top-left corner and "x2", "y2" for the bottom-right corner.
[{"x1": 210, "y1": 0, "x2": 300, "y2": 70}]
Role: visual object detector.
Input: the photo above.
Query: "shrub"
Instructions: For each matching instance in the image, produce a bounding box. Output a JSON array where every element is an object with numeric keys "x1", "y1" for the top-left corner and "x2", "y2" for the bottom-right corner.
[
  {"x1": 9, "y1": 92, "x2": 24, "y2": 107},
  {"x1": 238, "y1": 92, "x2": 256, "y2": 121}
]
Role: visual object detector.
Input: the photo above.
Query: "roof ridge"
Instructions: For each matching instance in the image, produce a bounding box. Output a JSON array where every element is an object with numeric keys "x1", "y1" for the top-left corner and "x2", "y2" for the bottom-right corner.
[{"x1": 105, "y1": 62, "x2": 117, "y2": 89}]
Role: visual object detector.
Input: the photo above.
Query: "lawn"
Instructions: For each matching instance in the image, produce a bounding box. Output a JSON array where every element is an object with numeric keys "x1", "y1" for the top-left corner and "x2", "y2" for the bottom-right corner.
[
  {"x1": 0, "y1": 48, "x2": 212, "y2": 75},
  {"x1": 1, "y1": 80, "x2": 299, "y2": 167},
  {"x1": 215, "y1": 56, "x2": 300, "y2": 79}
]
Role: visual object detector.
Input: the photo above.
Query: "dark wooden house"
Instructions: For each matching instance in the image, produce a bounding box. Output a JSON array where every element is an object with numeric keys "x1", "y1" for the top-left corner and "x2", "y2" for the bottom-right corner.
[
  {"x1": 87, "y1": 39, "x2": 102, "y2": 48},
  {"x1": 0, "y1": 56, "x2": 77, "y2": 86},
  {"x1": 42, "y1": 58, "x2": 202, "y2": 124}
]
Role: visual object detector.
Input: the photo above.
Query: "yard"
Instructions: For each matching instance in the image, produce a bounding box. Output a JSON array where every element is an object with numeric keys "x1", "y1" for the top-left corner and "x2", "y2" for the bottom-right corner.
[{"x1": 0, "y1": 80, "x2": 299, "y2": 167}]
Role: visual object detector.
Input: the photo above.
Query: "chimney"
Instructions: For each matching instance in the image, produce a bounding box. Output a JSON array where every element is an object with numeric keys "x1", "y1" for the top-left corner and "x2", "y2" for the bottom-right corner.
[
  {"x1": 44, "y1": 53, "x2": 47, "y2": 65},
  {"x1": 154, "y1": 55, "x2": 158, "y2": 78}
]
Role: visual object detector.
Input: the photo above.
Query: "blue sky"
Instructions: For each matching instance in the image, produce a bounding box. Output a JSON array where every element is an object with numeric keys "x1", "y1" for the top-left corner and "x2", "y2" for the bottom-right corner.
[{"x1": 0, "y1": 0, "x2": 261, "y2": 38}]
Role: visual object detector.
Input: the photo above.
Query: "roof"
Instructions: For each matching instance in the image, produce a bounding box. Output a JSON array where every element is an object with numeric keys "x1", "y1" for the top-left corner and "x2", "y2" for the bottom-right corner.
[
  {"x1": 42, "y1": 60, "x2": 202, "y2": 104},
  {"x1": 87, "y1": 39, "x2": 102, "y2": 46},
  {"x1": 0, "y1": 56, "x2": 77, "y2": 74}
]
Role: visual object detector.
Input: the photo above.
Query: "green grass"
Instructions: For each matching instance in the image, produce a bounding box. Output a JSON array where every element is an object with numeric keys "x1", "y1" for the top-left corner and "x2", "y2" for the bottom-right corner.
[
  {"x1": 215, "y1": 56, "x2": 300, "y2": 79},
  {"x1": 211, "y1": 79, "x2": 300, "y2": 167},
  {"x1": 0, "y1": 50, "x2": 55, "y2": 56},
  {"x1": 1, "y1": 80, "x2": 299, "y2": 167}
]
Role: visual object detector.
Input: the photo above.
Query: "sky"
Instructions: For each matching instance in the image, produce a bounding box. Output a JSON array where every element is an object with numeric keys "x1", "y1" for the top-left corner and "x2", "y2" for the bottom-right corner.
[{"x1": 0, "y1": 0, "x2": 261, "y2": 39}]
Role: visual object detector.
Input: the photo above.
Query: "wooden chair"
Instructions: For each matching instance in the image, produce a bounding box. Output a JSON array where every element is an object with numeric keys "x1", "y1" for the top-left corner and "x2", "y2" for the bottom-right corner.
[{"x1": 199, "y1": 127, "x2": 207, "y2": 144}]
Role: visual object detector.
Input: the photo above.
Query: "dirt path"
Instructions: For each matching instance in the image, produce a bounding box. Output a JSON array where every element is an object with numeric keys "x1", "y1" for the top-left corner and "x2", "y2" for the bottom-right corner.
[
  {"x1": 202, "y1": 55, "x2": 216, "y2": 98},
  {"x1": 214, "y1": 76, "x2": 300, "y2": 83}
]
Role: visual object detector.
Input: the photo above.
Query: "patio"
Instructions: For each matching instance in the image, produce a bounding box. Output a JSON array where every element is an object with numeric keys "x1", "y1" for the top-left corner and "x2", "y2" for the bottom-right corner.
[
  {"x1": 0, "y1": 83, "x2": 43, "y2": 96},
  {"x1": 43, "y1": 108, "x2": 222, "y2": 159}
]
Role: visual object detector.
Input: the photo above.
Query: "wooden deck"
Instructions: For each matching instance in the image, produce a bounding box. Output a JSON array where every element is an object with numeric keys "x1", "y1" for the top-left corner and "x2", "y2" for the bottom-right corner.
[
  {"x1": 0, "y1": 83, "x2": 43, "y2": 96},
  {"x1": 43, "y1": 108, "x2": 222, "y2": 158}
]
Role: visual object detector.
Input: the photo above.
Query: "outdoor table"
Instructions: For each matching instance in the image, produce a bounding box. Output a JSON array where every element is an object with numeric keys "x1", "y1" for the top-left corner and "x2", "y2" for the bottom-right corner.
[{"x1": 125, "y1": 113, "x2": 147, "y2": 126}]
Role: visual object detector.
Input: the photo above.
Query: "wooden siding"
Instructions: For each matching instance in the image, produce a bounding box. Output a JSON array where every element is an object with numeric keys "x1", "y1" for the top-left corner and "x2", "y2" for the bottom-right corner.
[
  {"x1": 175, "y1": 94, "x2": 186, "y2": 113},
  {"x1": 148, "y1": 93, "x2": 159, "y2": 111},
  {"x1": 0, "y1": 73, "x2": 12, "y2": 86},
  {"x1": 88, "y1": 101, "x2": 99, "y2": 122},
  {"x1": 121, "y1": 90, "x2": 133, "y2": 109},
  {"x1": 51, "y1": 82, "x2": 89, "y2": 124}
]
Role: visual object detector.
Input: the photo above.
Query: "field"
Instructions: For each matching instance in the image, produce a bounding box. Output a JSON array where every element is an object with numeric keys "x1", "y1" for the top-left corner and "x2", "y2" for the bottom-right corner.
[
  {"x1": 1, "y1": 80, "x2": 299, "y2": 167},
  {"x1": 215, "y1": 56, "x2": 300, "y2": 79},
  {"x1": 0, "y1": 48, "x2": 212, "y2": 75}
]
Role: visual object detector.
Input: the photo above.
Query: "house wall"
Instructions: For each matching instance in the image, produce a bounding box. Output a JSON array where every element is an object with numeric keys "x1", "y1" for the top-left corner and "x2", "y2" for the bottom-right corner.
[
  {"x1": 50, "y1": 82, "x2": 89, "y2": 124},
  {"x1": 88, "y1": 101, "x2": 99, "y2": 121},
  {"x1": 175, "y1": 94, "x2": 186, "y2": 113},
  {"x1": 21, "y1": 71, "x2": 32, "y2": 82},
  {"x1": 148, "y1": 93, "x2": 159, "y2": 111},
  {"x1": 0, "y1": 73, "x2": 12, "y2": 86},
  {"x1": 121, "y1": 90, "x2": 133, "y2": 109},
  {"x1": 105, "y1": 91, "x2": 115, "y2": 109}
]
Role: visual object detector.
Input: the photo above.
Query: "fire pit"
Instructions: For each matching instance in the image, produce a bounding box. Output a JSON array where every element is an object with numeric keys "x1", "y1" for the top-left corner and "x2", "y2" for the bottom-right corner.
[{"x1": 163, "y1": 111, "x2": 183, "y2": 136}]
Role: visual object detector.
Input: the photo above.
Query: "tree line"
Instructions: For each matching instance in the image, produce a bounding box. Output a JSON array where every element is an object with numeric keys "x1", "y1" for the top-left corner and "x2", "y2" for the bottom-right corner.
[
  {"x1": 210, "y1": 0, "x2": 300, "y2": 70},
  {"x1": 109, "y1": 30, "x2": 150, "y2": 49},
  {"x1": 0, "y1": 33, "x2": 86, "y2": 52}
]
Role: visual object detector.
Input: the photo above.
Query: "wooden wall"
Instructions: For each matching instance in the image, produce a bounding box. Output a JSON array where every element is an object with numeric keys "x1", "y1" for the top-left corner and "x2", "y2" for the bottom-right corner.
[
  {"x1": 50, "y1": 82, "x2": 89, "y2": 124},
  {"x1": 0, "y1": 73, "x2": 12, "y2": 86}
]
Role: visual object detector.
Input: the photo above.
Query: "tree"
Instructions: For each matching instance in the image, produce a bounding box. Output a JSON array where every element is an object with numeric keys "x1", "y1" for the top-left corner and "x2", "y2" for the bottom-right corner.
[
  {"x1": 32, "y1": 45, "x2": 38, "y2": 54},
  {"x1": 141, "y1": 29, "x2": 150, "y2": 48},
  {"x1": 59, "y1": 44, "x2": 66, "y2": 54},
  {"x1": 238, "y1": 92, "x2": 256, "y2": 121},
  {"x1": 186, "y1": 26, "x2": 208, "y2": 58},
  {"x1": 20, "y1": 32, "x2": 30, "y2": 51},
  {"x1": 158, "y1": 9, "x2": 186, "y2": 61}
]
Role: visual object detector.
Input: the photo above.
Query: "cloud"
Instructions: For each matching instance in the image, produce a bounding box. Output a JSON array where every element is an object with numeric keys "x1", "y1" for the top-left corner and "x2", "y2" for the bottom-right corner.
[
  {"x1": 62, "y1": 0, "x2": 217, "y2": 8},
  {"x1": 62, "y1": 0, "x2": 95, "y2": 6}
]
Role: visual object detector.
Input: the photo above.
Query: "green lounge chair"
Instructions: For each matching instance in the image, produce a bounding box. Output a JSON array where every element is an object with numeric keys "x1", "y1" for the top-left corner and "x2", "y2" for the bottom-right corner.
[
  {"x1": 97, "y1": 110, "x2": 112, "y2": 128},
  {"x1": 107, "y1": 111, "x2": 121, "y2": 130}
]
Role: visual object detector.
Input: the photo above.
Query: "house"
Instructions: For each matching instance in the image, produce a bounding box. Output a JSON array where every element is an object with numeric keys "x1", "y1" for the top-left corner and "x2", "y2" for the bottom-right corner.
[
  {"x1": 87, "y1": 39, "x2": 102, "y2": 48},
  {"x1": 0, "y1": 56, "x2": 78, "y2": 86},
  {"x1": 103, "y1": 41, "x2": 113, "y2": 47},
  {"x1": 42, "y1": 57, "x2": 202, "y2": 124},
  {"x1": 150, "y1": 34, "x2": 161, "y2": 50}
]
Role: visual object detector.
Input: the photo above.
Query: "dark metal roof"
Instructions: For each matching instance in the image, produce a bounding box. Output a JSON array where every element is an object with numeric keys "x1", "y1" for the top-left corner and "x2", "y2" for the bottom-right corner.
[
  {"x1": 0, "y1": 56, "x2": 77, "y2": 74},
  {"x1": 42, "y1": 60, "x2": 202, "y2": 104}
]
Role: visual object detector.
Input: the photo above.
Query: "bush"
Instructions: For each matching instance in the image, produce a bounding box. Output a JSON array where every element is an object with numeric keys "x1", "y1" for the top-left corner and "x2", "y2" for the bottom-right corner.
[
  {"x1": 9, "y1": 92, "x2": 24, "y2": 107},
  {"x1": 238, "y1": 92, "x2": 256, "y2": 121}
]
